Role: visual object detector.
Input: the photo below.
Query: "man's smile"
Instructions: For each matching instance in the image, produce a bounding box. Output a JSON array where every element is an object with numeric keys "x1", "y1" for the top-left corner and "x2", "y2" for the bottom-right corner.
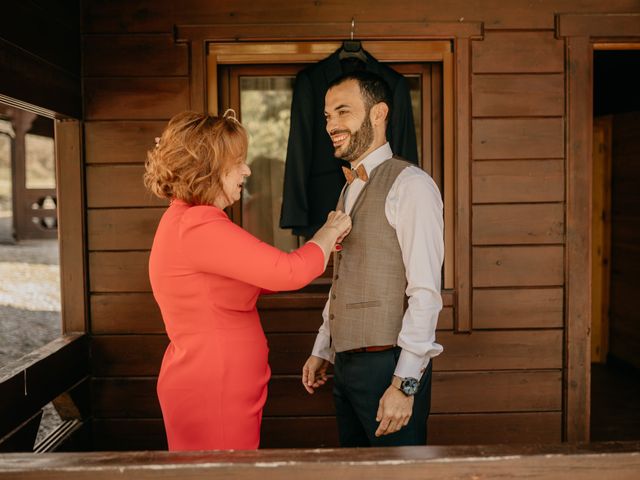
[{"x1": 331, "y1": 132, "x2": 350, "y2": 147}]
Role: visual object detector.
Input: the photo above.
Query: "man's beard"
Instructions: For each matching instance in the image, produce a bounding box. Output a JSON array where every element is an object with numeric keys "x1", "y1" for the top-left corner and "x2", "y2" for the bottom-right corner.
[{"x1": 335, "y1": 114, "x2": 374, "y2": 163}]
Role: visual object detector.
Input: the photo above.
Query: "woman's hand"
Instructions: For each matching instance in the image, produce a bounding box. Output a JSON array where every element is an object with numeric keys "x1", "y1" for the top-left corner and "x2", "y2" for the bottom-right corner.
[
  {"x1": 324, "y1": 210, "x2": 352, "y2": 244},
  {"x1": 308, "y1": 210, "x2": 352, "y2": 267}
]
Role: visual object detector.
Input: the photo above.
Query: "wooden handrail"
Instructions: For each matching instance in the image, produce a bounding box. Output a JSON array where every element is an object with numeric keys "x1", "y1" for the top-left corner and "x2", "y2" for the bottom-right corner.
[
  {"x1": 0, "y1": 334, "x2": 89, "y2": 450},
  {"x1": 0, "y1": 442, "x2": 638, "y2": 479}
]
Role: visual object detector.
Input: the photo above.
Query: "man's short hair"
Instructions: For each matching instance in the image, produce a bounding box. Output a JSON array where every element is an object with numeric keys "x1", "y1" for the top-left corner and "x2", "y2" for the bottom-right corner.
[{"x1": 328, "y1": 71, "x2": 393, "y2": 118}]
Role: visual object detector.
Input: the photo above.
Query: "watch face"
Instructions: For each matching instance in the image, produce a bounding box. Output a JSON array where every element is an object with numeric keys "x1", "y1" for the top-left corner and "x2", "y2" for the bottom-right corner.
[{"x1": 401, "y1": 377, "x2": 419, "y2": 396}]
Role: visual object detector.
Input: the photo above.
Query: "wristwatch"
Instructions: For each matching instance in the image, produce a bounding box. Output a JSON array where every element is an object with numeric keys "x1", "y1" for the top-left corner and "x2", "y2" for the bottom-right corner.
[{"x1": 391, "y1": 375, "x2": 419, "y2": 396}]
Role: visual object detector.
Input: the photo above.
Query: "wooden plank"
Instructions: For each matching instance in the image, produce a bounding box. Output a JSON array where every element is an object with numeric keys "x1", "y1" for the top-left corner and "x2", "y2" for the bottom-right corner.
[
  {"x1": 472, "y1": 118, "x2": 564, "y2": 160},
  {"x1": 55, "y1": 120, "x2": 88, "y2": 333},
  {"x1": 0, "y1": 38, "x2": 80, "y2": 118},
  {"x1": 428, "y1": 412, "x2": 562, "y2": 444},
  {"x1": 3, "y1": 444, "x2": 640, "y2": 478},
  {"x1": 472, "y1": 74, "x2": 564, "y2": 117},
  {"x1": 591, "y1": 116, "x2": 612, "y2": 363},
  {"x1": 454, "y1": 37, "x2": 471, "y2": 333},
  {"x1": 84, "y1": 121, "x2": 166, "y2": 164},
  {"x1": 91, "y1": 369, "x2": 561, "y2": 421},
  {"x1": 88, "y1": 310, "x2": 482, "y2": 378},
  {"x1": 92, "y1": 417, "x2": 336, "y2": 450},
  {"x1": 473, "y1": 246, "x2": 564, "y2": 287},
  {"x1": 261, "y1": 417, "x2": 338, "y2": 448},
  {"x1": 473, "y1": 288, "x2": 563, "y2": 329},
  {"x1": 81, "y1": 0, "x2": 640, "y2": 33},
  {"x1": 83, "y1": 35, "x2": 188, "y2": 77},
  {"x1": 564, "y1": 35, "x2": 592, "y2": 443},
  {"x1": 82, "y1": 0, "x2": 172, "y2": 33},
  {"x1": 472, "y1": 204, "x2": 564, "y2": 245},
  {"x1": 84, "y1": 78, "x2": 189, "y2": 120},
  {"x1": 90, "y1": 377, "x2": 335, "y2": 418},
  {"x1": 91, "y1": 336, "x2": 167, "y2": 377},
  {"x1": 433, "y1": 370, "x2": 561, "y2": 413},
  {"x1": 87, "y1": 208, "x2": 163, "y2": 251},
  {"x1": 90, "y1": 292, "x2": 453, "y2": 334},
  {"x1": 89, "y1": 251, "x2": 151, "y2": 293},
  {"x1": 91, "y1": 294, "x2": 164, "y2": 334},
  {"x1": 472, "y1": 32, "x2": 564, "y2": 73},
  {"x1": 0, "y1": 335, "x2": 88, "y2": 439},
  {"x1": 91, "y1": 419, "x2": 167, "y2": 451},
  {"x1": 436, "y1": 330, "x2": 563, "y2": 371},
  {"x1": 87, "y1": 165, "x2": 167, "y2": 208},
  {"x1": 0, "y1": 2, "x2": 79, "y2": 74},
  {"x1": 472, "y1": 159, "x2": 564, "y2": 204},
  {"x1": 83, "y1": 413, "x2": 562, "y2": 450},
  {"x1": 558, "y1": 13, "x2": 640, "y2": 37}
]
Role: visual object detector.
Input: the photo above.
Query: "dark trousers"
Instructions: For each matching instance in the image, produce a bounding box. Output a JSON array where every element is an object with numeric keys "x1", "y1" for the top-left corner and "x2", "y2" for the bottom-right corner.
[{"x1": 333, "y1": 347, "x2": 432, "y2": 447}]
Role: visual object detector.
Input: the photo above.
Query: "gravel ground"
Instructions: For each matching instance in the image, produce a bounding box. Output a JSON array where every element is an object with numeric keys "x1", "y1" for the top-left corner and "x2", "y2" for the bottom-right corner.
[{"x1": 0, "y1": 238, "x2": 62, "y2": 447}]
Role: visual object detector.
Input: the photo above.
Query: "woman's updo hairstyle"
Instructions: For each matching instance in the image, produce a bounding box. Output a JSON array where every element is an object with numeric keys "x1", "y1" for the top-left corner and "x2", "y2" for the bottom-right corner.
[{"x1": 144, "y1": 110, "x2": 247, "y2": 205}]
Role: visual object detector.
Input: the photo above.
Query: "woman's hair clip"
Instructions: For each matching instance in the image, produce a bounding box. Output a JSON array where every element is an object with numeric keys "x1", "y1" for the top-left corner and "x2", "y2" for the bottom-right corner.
[
  {"x1": 154, "y1": 136, "x2": 161, "y2": 149},
  {"x1": 222, "y1": 108, "x2": 240, "y2": 123}
]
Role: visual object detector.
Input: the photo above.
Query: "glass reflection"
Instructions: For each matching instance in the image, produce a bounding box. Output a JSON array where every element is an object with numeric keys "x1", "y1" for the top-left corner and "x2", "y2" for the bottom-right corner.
[{"x1": 240, "y1": 76, "x2": 298, "y2": 251}]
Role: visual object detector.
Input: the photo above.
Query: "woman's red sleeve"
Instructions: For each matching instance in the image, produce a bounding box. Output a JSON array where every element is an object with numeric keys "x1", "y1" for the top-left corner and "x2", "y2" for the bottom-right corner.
[{"x1": 179, "y1": 207, "x2": 325, "y2": 291}]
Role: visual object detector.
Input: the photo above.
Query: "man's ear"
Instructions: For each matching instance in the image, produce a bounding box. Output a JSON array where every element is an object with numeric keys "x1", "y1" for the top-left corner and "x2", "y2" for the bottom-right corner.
[{"x1": 370, "y1": 102, "x2": 389, "y2": 126}]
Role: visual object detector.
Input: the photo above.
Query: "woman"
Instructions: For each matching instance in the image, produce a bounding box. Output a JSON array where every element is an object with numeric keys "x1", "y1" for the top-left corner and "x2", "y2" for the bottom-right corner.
[{"x1": 144, "y1": 110, "x2": 350, "y2": 451}]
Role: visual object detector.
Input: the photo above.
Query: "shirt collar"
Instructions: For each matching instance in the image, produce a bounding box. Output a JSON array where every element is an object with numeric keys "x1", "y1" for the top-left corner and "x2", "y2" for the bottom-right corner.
[{"x1": 352, "y1": 142, "x2": 393, "y2": 176}]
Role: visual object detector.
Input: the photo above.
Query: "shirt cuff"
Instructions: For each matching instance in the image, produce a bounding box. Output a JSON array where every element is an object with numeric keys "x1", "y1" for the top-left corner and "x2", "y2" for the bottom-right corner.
[
  {"x1": 311, "y1": 332, "x2": 335, "y2": 364},
  {"x1": 394, "y1": 348, "x2": 430, "y2": 379}
]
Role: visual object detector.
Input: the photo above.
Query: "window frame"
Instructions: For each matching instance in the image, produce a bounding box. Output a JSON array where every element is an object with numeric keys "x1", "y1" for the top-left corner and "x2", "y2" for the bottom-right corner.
[{"x1": 203, "y1": 39, "x2": 470, "y2": 331}]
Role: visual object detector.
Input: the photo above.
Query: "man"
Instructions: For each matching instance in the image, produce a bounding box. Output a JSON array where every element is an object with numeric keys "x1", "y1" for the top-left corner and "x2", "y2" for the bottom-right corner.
[{"x1": 301, "y1": 71, "x2": 444, "y2": 447}]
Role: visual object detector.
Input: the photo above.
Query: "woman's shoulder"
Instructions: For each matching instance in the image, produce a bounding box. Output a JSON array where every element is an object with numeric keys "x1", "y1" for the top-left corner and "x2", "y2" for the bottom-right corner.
[{"x1": 178, "y1": 203, "x2": 229, "y2": 227}]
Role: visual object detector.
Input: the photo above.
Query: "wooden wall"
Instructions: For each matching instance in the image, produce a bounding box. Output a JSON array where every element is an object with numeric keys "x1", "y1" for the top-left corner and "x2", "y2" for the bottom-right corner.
[
  {"x1": 610, "y1": 111, "x2": 640, "y2": 369},
  {"x1": 80, "y1": 0, "x2": 640, "y2": 450},
  {"x1": 0, "y1": 1, "x2": 81, "y2": 118}
]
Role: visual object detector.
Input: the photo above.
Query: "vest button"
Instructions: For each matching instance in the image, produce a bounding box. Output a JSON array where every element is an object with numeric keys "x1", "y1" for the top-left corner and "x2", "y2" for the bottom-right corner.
[
  {"x1": 329, "y1": 314, "x2": 335, "y2": 320},
  {"x1": 331, "y1": 294, "x2": 336, "y2": 300},
  {"x1": 334, "y1": 274, "x2": 339, "y2": 280}
]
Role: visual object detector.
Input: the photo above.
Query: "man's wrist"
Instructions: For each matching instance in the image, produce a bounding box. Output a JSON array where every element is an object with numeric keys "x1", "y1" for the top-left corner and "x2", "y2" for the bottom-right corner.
[{"x1": 391, "y1": 375, "x2": 419, "y2": 396}]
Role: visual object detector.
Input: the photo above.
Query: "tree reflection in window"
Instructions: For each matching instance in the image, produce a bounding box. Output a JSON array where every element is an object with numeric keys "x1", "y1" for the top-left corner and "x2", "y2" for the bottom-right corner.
[{"x1": 240, "y1": 76, "x2": 299, "y2": 252}]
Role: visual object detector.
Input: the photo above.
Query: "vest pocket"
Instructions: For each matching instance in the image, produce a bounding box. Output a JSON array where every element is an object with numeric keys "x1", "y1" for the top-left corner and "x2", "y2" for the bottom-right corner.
[{"x1": 345, "y1": 300, "x2": 381, "y2": 309}]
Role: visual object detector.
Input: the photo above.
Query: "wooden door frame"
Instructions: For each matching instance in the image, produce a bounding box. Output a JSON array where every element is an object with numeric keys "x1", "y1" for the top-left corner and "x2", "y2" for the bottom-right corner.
[
  {"x1": 556, "y1": 12, "x2": 640, "y2": 443},
  {"x1": 176, "y1": 22, "x2": 481, "y2": 333}
]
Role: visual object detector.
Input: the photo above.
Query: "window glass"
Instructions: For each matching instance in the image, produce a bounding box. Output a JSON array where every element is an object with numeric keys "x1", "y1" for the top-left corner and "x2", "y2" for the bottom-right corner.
[{"x1": 240, "y1": 76, "x2": 298, "y2": 251}]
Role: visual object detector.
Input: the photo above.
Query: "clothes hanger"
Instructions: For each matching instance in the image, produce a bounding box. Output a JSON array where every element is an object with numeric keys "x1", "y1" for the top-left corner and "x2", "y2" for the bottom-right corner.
[{"x1": 339, "y1": 18, "x2": 367, "y2": 63}]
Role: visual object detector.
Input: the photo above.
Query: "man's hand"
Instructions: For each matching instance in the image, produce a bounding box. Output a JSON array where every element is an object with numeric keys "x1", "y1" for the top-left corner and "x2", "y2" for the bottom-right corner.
[
  {"x1": 375, "y1": 385, "x2": 413, "y2": 437},
  {"x1": 302, "y1": 355, "x2": 329, "y2": 394}
]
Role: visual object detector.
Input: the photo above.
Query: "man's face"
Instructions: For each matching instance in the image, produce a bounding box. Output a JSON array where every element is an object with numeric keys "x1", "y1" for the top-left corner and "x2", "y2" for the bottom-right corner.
[{"x1": 324, "y1": 80, "x2": 374, "y2": 163}]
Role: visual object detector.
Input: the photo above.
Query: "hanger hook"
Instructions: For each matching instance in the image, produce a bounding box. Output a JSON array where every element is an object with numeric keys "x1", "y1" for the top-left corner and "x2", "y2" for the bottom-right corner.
[{"x1": 350, "y1": 17, "x2": 355, "y2": 41}]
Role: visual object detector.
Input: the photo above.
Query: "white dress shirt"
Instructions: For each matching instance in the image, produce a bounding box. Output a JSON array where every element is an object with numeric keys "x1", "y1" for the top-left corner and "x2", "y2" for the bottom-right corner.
[{"x1": 311, "y1": 142, "x2": 444, "y2": 379}]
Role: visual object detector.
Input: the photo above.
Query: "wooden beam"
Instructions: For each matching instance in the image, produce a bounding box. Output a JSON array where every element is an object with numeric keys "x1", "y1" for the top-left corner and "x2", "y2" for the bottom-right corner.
[
  {"x1": 0, "y1": 335, "x2": 89, "y2": 440},
  {"x1": 564, "y1": 35, "x2": 592, "y2": 443},
  {"x1": 557, "y1": 13, "x2": 640, "y2": 38},
  {"x1": 175, "y1": 22, "x2": 483, "y2": 43},
  {"x1": 0, "y1": 443, "x2": 639, "y2": 479},
  {"x1": 55, "y1": 120, "x2": 88, "y2": 333}
]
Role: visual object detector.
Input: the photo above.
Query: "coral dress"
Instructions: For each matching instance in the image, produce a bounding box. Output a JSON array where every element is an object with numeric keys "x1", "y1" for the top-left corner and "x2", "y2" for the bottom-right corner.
[{"x1": 149, "y1": 200, "x2": 324, "y2": 451}]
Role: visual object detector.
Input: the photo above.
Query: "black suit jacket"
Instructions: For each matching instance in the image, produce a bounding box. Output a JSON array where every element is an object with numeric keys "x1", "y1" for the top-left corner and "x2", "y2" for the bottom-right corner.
[{"x1": 280, "y1": 49, "x2": 418, "y2": 237}]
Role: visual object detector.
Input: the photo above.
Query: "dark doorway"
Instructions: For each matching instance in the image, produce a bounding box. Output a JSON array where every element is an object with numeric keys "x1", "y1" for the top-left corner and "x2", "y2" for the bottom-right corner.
[{"x1": 591, "y1": 49, "x2": 640, "y2": 441}]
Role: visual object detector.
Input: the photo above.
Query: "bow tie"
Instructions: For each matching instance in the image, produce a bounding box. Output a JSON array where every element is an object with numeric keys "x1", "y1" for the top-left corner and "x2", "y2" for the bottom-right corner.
[{"x1": 342, "y1": 164, "x2": 369, "y2": 184}]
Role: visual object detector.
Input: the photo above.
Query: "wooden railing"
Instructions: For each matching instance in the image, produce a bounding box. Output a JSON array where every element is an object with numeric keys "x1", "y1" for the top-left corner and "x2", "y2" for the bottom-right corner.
[
  {"x1": 0, "y1": 442, "x2": 639, "y2": 479},
  {"x1": 0, "y1": 334, "x2": 89, "y2": 452}
]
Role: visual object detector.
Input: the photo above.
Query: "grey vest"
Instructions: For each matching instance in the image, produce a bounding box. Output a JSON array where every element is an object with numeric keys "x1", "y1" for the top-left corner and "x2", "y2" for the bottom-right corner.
[{"x1": 329, "y1": 157, "x2": 410, "y2": 352}]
